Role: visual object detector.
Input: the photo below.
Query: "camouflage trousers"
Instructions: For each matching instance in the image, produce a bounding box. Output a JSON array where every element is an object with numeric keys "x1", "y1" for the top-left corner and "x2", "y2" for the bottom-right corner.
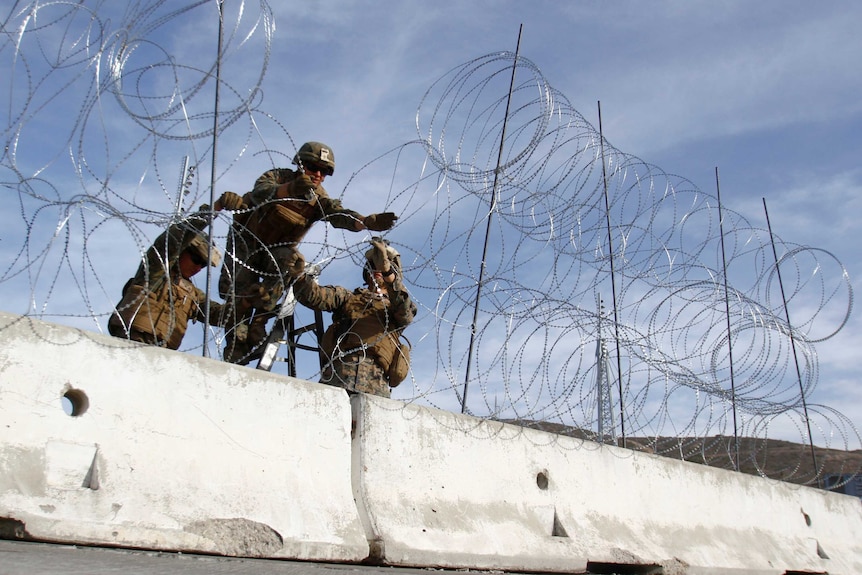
[
  {"x1": 218, "y1": 242, "x2": 298, "y2": 364},
  {"x1": 222, "y1": 310, "x2": 272, "y2": 364},
  {"x1": 107, "y1": 322, "x2": 164, "y2": 348},
  {"x1": 321, "y1": 353, "x2": 391, "y2": 398}
]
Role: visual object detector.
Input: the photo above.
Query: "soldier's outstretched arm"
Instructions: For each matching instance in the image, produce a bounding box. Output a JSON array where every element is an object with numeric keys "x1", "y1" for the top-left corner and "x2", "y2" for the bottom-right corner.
[
  {"x1": 317, "y1": 195, "x2": 398, "y2": 232},
  {"x1": 292, "y1": 274, "x2": 351, "y2": 312}
]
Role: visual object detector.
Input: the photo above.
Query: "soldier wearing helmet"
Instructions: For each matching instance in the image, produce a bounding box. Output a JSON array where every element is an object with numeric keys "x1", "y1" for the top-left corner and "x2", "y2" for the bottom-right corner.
[
  {"x1": 108, "y1": 195, "x2": 241, "y2": 350},
  {"x1": 218, "y1": 141, "x2": 399, "y2": 364},
  {"x1": 288, "y1": 237, "x2": 416, "y2": 397}
]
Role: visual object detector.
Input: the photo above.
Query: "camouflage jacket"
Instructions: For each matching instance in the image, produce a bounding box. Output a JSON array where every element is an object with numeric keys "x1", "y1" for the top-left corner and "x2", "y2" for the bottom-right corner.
[
  {"x1": 234, "y1": 168, "x2": 364, "y2": 246},
  {"x1": 293, "y1": 274, "x2": 416, "y2": 368},
  {"x1": 109, "y1": 207, "x2": 223, "y2": 348}
]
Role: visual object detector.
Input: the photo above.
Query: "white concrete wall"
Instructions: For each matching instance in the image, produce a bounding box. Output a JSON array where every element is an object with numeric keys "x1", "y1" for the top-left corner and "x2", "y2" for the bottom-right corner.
[
  {"x1": 0, "y1": 311, "x2": 368, "y2": 561},
  {"x1": 353, "y1": 393, "x2": 862, "y2": 574},
  {"x1": 2, "y1": 311, "x2": 862, "y2": 574}
]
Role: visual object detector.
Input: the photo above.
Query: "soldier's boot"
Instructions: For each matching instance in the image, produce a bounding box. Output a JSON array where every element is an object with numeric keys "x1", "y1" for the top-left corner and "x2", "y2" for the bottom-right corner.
[
  {"x1": 244, "y1": 315, "x2": 270, "y2": 358},
  {"x1": 224, "y1": 332, "x2": 251, "y2": 364},
  {"x1": 223, "y1": 312, "x2": 253, "y2": 364},
  {"x1": 224, "y1": 314, "x2": 271, "y2": 365}
]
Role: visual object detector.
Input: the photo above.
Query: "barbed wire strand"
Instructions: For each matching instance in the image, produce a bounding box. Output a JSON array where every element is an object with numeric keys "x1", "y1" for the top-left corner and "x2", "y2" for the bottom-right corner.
[{"x1": 0, "y1": 2, "x2": 858, "y2": 488}]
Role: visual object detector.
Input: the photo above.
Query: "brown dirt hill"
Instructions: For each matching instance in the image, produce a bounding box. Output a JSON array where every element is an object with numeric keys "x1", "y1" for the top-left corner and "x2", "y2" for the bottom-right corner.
[{"x1": 502, "y1": 419, "x2": 862, "y2": 489}]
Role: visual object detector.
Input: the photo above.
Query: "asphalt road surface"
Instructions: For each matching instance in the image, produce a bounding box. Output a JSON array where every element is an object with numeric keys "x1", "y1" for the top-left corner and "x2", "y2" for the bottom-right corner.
[{"x1": 0, "y1": 539, "x2": 571, "y2": 575}]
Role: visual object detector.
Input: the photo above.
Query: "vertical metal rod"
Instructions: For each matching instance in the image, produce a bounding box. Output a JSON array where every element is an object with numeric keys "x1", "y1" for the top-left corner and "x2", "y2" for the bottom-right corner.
[
  {"x1": 461, "y1": 24, "x2": 523, "y2": 414},
  {"x1": 715, "y1": 167, "x2": 740, "y2": 471},
  {"x1": 175, "y1": 156, "x2": 190, "y2": 215},
  {"x1": 597, "y1": 101, "x2": 627, "y2": 448},
  {"x1": 202, "y1": 0, "x2": 225, "y2": 358},
  {"x1": 762, "y1": 197, "x2": 820, "y2": 486}
]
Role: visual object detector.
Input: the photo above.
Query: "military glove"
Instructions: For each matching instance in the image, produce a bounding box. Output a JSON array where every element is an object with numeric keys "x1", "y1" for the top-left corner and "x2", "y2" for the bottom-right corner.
[
  {"x1": 286, "y1": 250, "x2": 306, "y2": 279},
  {"x1": 293, "y1": 173, "x2": 317, "y2": 194},
  {"x1": 363, "y1": 212, "x2": 398, "y2": 231},
  {"x1": 370, "y1": 239, "x2": 391, "y2": 273},
  {"x1": 214, "y1": 191, "x2": 245, "y2": 211}
]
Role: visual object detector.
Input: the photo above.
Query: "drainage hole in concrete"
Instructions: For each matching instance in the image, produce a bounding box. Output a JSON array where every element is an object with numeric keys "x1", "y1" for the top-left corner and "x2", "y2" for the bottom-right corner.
[
  {"x1": 536, "y1": 470, "x2": 549, "y2": 490},
  {"x1": 62, "y1": 388, "x2": 89, "y2": 416}
]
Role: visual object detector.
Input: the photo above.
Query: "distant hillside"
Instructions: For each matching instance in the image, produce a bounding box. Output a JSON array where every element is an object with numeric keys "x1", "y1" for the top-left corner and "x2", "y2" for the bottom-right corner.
[{"x1": 503, "y1": 419, "x2": 862, "y2": 489}]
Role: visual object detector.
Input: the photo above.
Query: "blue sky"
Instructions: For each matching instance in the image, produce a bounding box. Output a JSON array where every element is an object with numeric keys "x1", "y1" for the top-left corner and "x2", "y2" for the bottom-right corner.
[{"x1": 2, "y1": 1, "x2": 861, "y2": 452}]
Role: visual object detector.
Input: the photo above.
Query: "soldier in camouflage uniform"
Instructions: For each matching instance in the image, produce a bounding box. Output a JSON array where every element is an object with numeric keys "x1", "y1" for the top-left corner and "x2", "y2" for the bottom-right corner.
[
  {"x1": 108, "y1": 192, "x2": 244, "y2": 350},
  {"x1": 289, "y1": 238, "x2": 416, "y2": 398},
  {"x1": 218, "y1": 141, "x2": 398, "y2": 364}
]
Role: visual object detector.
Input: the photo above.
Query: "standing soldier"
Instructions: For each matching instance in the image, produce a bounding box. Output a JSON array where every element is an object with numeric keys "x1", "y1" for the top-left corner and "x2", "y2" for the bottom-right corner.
[
  {"x1": 289, "y1": 238, "x2": 417, "y2": 398},
  {"x1": 218, "y1": 141, "x2": 398, "y2": 364},
  {"x1": 108, "y1": 192, "x2": 244, "y2": 350}
]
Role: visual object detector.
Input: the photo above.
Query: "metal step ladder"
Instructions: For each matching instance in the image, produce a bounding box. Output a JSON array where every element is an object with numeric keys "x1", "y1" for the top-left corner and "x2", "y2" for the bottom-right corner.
[{"x1": 254, "y1": 267, "x2": 326, "y2": 376}]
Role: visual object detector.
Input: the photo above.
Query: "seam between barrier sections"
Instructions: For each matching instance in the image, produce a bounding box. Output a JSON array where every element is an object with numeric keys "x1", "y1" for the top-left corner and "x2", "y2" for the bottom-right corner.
[{"x1": 349, "y1": 393, "x2": 385, "y2": 563}]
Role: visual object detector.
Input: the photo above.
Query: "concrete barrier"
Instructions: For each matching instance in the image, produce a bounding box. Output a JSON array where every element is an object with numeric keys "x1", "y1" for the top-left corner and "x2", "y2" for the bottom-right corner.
[
  {"x1": 3, "y1": 311, "x2": 862, "y2": 574},
  {"x1": 353, "y1": 392, "x2": 862, "y2": 574},
  {"x1": 0, "y1": 311, "x2": 368, "y2": 561}
]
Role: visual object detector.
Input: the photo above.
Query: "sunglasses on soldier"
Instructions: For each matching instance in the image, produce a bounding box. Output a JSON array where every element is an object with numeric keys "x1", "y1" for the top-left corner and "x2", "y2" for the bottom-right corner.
[
  {"x1": 304, "y1": 162, "x2": 333, "y2": 176},
  {"x1": 188, "y1": 251, "x2": 208, "y2": 267}
]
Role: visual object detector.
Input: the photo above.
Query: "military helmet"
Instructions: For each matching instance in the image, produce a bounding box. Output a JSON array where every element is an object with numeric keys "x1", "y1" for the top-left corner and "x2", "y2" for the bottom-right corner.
[
  {"x1": 293, "y1": 141, "x2": 335, "y2": 176},
  {"x1": 185, "y1": 233, "x2": 221, "y2": 267}
]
